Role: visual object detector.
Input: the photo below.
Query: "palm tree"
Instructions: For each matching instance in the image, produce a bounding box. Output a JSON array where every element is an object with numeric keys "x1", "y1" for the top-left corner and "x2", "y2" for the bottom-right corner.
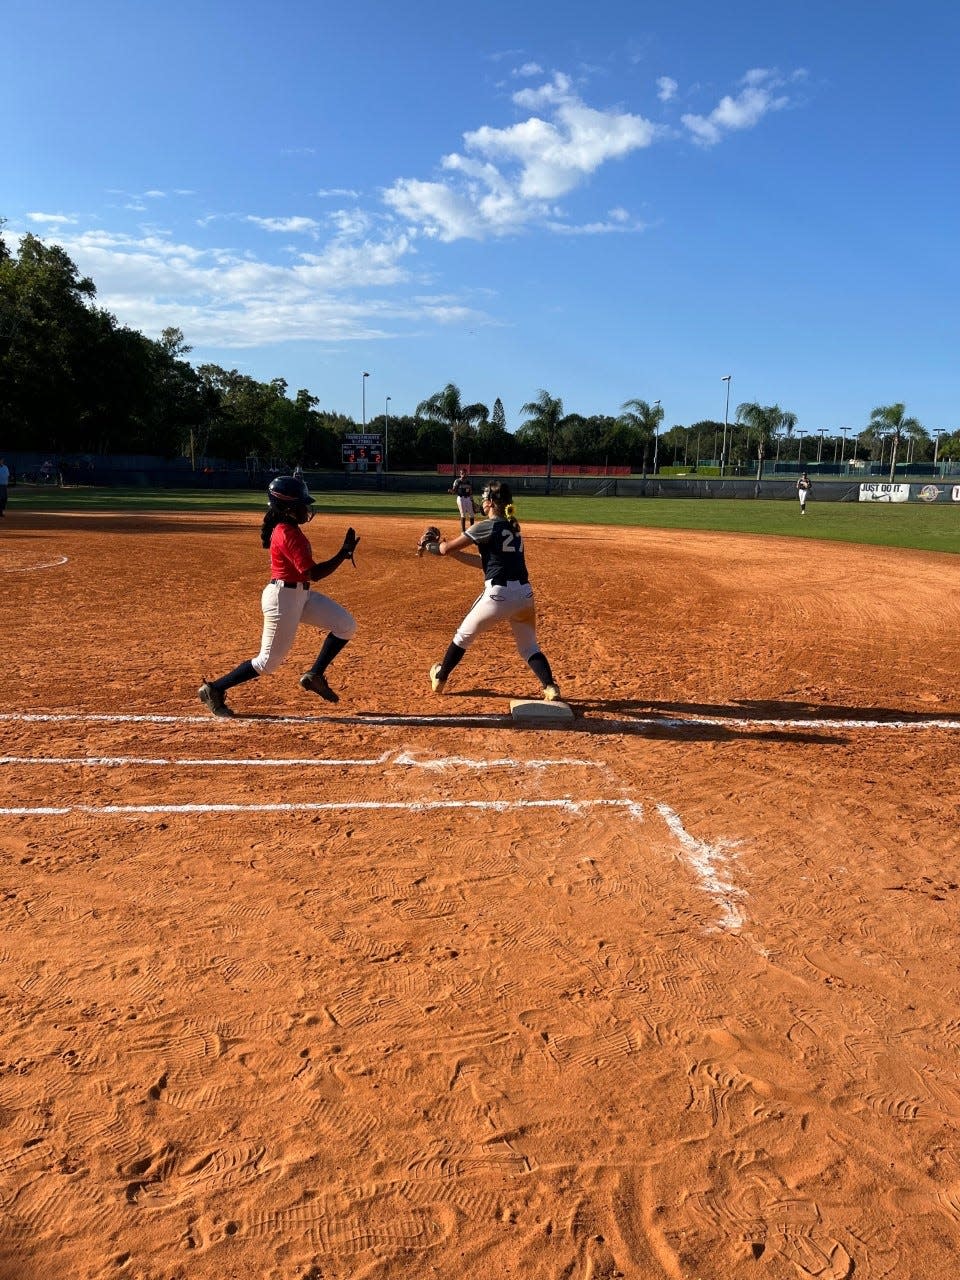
[
  {"x1": 736, "y1": 403, "x2": 797, "y2": 469},
  {"x1": 415, "y1": 383, "x2": 488, "y2": 471},
  {"x1": 518, "y1": 390, "x2": 565, "y2": 494},
  {"x1": 867, "y1": 403, "x2": 922, "y2": 483},
  {"x1": 619, "y1": 399, "x2": 664, "y2": 477}
]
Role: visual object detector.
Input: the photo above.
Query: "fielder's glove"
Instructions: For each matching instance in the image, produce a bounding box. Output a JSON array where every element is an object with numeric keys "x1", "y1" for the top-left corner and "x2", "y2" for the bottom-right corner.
[{"x1": 416, "y1": 525, "x2": 442, "y2": 557}]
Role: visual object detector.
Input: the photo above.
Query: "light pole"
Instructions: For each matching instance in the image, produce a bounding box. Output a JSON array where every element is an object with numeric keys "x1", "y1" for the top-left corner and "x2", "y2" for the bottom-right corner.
[
  {"x1": 840, "y1": 427, "x2": 850, "y2": 465},
  {"x1": 816, "y1": 428, "x2": 827, "y2": 463},
  {"x1": 721, "y1": 375, "x2": 731, "y2": 476},
  {"x1": 362, "y1": 371, "x2": 370, "y2": 427},
  {"x1": 652, "y1": 400, "x2": 661, "y2": 474},
  {"x1": 384, "y1": 396, "x2": 391, "y2": 472},
  {"x1": 933, "y1": 428, "x2": 944, "y2": 470}
]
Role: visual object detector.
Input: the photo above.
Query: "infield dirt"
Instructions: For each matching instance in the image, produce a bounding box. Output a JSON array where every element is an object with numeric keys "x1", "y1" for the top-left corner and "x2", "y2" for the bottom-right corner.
[{"x1": 1, "y1": 510, "x2": 959, "y2": 1279}]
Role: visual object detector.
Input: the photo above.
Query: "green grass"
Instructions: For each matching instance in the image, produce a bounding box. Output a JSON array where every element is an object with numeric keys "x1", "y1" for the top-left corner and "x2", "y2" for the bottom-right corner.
[{"x1": 9, "y1": 485, "x2": 959, "y2": 554}]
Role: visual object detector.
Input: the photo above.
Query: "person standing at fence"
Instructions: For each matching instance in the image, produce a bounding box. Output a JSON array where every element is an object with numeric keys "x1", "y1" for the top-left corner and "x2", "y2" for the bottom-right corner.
[
  {"x1": 0, "y1": 458, "x2": 8, "y2": 517},
  {"x1": 449, "y1": 469, "x2": 475, "y2": 533},
  {"x1": 797, "y1": 471, "x2": 812, "y2": 515}
]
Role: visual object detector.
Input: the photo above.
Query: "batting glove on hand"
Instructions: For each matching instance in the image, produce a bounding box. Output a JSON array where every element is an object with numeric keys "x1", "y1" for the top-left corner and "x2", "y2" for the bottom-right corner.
[{"x1": 341, "y1": 527, "x2": 360, "y2": 566}]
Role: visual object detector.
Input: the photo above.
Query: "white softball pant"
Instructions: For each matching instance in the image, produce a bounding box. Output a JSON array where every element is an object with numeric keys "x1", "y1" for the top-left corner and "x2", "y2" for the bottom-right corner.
[
  {"x1": 252, "y1": 583, "x2": 356, "y2": 676},
  {"x1": 453, "y1": 581, "x2": 539, "y2": 660}
]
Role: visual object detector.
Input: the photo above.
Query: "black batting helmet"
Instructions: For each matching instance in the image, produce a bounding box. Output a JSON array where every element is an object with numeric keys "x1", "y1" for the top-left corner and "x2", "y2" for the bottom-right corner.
[{"x1": 267, "y1": 475, "x2": 315, "y2": 522}]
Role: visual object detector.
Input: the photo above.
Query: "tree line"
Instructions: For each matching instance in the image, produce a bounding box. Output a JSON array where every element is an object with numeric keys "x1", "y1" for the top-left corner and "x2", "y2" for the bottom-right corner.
[{"x1": 2, "y1": 225, "x2": 956, "y2": 474}]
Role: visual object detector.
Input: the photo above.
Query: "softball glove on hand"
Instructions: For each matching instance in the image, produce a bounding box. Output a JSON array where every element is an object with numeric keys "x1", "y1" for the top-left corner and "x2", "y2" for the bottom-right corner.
[{"x1": 416, "y1": 525, "x2": 442, "y2": 557}]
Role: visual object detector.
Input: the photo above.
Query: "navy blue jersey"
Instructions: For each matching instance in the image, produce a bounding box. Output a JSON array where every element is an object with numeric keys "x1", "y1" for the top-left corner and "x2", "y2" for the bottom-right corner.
[{"x1": 466, "y1": 517, "x2": 529, "y2": 584}]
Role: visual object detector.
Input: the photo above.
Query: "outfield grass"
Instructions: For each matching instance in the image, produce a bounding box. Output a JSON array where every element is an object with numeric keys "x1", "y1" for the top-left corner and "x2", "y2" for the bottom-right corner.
[{"x1": 8, "y1": 485, "x2": 958, "y2": 554}]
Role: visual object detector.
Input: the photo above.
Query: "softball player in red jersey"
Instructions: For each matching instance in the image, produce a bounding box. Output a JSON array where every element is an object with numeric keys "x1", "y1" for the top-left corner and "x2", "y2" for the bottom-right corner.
[
  {"x1": 198, "y1": 476, "x2": 359, "y2": 717},
  {"x1": 428, "y1": 480, "x2": 560, "y2": 700}
]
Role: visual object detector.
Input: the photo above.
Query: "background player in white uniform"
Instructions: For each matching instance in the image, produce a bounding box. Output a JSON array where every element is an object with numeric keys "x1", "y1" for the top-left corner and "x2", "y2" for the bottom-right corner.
[
  {"x1": 797, "y1": 471, "x2": 812, "y2": 515},
  {"x1": 428, "y1": 480, "x2": 560, "y2": 700},
  {"x1": 449, "y1": 469, "x2": 475, "y2": 532},
  {"x1": 198, "y1": 475, "x2": 358, "y2": 717}
]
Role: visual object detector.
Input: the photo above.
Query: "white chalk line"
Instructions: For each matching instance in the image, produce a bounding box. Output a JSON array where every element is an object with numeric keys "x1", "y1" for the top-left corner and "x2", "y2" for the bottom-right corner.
[
  {"x1": 0, "y1": 712, "x2": 500, "y2": 727},
  {"x1": 0, "y1": 555, "x2": 69, "y2": 572},
  {"x1": 657, "y1": 802, "x2": 745, "y2": 932},
  {"x1": 392, "y1": 750, "x2": 601, "y2": 770},
  {"x1": 0, "y1": 750, "x2": 601, "y2": 770},
  {"x1": 1, "y1": 710, "x2": 958, "y2": 732},
  {"x1": 0, "y1": 797, "x2": 644, "y2": 818}
]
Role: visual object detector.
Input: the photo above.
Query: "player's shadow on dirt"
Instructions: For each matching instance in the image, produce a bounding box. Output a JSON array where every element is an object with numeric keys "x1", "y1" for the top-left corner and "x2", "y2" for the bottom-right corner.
[
  {"x1": 635, "y1": 698, "x2": 958, "y2": 725},
  {"x1": 12, "y1": 513, "x2": 251, "y2": 535},
  {"x1": 430, "y1": 690, "x2": 847, "y2": 744},
  {"x1": 573, "y1": 713, "x2": 842, "y2": 744}
]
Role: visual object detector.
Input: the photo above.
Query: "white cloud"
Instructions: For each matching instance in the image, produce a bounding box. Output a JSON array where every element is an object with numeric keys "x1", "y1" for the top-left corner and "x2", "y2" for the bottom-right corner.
[
  {"x1": 546, "y1": 215, "x2": 646, "y2": 236},
  {"x1": 315, "y1": 187, "x2": 360, "y2": 199},
  {"x1": 28, "y1": 224, "x2": 460, "y2": 349},
  {"x1": 512, "y1": 71, "x2": 574, "y2": 110},
  {"x1": 385, "y1": 178, "x2": 496, "y2": 241},
  {"x1": 246, "y1": 215, "x2": 321, "y2": 234},
  {"x1": 384, "y1": 72, "x2": 658, "y2": 242},
  {"x1": 26, "y1": 212, "x2": 78, "y2": 226},
  {"x1": 681, "y1": 68, "x2": 791, "y2": 146},
  {"x1": 513, "y1": 61, "x2": 543, "y2": 77},
  {"x1": 657, "y1": 76, "x2": 678, "y2": 103}
]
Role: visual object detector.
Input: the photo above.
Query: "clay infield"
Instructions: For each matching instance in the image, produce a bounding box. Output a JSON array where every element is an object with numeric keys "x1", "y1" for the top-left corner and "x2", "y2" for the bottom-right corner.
[{"x1": 1, "y1": 510, "x2": 959, "y2": 1280}]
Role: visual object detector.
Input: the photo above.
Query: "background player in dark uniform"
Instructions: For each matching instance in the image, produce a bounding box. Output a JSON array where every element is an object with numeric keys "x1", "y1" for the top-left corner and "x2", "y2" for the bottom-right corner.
[
  {"x1": 797, "y1": 470, "x2": 812, "y2": 515},
  {"x1": 428, "y1": 480, "x2": 560, "y2": 700},
  {"x1": 449, "y1": 469, "x2": 475, "y2": 532},
  {"x1": 198, "y1": 475, "x2": 359, "y2": 717}
]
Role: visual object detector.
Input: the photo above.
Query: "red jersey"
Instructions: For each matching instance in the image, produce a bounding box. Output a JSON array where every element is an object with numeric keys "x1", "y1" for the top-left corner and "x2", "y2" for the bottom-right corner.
[{"x1": 270, "y1": 520, "x2": 314, "y2": 582}]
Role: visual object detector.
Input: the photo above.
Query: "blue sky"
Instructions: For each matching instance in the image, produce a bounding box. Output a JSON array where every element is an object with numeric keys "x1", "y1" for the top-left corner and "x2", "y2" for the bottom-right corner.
[{"x1": 5, "y1": 0, "x2": 958, "y2": 435}]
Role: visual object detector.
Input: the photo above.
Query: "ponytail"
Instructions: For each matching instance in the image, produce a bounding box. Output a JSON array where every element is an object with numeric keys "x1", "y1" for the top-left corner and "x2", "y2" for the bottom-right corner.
[
  {"x1": 260, "y1": 507, "x2": 283, "y2": 548},
  {"x1": 484, "y1": 481, "x2": 521, "y2": 532}
]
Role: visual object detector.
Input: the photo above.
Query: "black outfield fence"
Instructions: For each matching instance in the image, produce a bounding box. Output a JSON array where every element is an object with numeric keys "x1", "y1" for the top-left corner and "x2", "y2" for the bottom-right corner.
[{"x1": 27, "y1": 458, "x2": 960, "y2": 504}]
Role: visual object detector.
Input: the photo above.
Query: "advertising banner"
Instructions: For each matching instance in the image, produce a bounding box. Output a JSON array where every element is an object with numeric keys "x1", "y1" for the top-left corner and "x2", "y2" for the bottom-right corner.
[
  {"x1": 914, "y1": 484, "x2": 948, "y2": 503},
  {"x1": 858, "y1": 483, "x2": 910, "y2": 503}
]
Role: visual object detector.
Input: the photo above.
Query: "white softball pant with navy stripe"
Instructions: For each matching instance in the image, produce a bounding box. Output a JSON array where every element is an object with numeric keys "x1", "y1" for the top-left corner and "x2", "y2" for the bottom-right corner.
[
  {"x1": 453, "y1": 581, "x2": 538, "y2": 660},
  {"x1": 252, "y1": 582, "x2": 356, "y2": 675}
]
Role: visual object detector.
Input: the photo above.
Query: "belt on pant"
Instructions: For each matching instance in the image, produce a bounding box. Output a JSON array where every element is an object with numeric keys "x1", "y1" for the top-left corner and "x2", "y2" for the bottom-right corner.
[
  {"x1": 489, "y1": 574, "x2": 528, "y2": 587},
  {"x1": 271, "y1": 579, "x2": 310, "y2": 589}
]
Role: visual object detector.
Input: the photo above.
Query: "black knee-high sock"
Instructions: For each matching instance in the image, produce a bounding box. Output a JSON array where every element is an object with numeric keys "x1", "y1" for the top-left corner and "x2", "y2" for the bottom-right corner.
[
  {"x1": 438, "y1": 641, "x2": 466, "y2": 680},
  {"x1": 526, "y1": 651, "x2": 555, "y2": 687},
  {"x1": 307, "y1": 633, "x2": 349, "y2": 676},
  {"x1": 212, "y1": 659, "x2": 259, "y2": 692}
]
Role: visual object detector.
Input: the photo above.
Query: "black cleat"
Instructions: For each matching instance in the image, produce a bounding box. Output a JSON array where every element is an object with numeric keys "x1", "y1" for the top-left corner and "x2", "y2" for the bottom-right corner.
[
  {"x1": 299, "y1": 671, "x2": 339, "y2": 703},
  {"x1": 198, "y1": 682, "x2": 234, "y2": 718}
]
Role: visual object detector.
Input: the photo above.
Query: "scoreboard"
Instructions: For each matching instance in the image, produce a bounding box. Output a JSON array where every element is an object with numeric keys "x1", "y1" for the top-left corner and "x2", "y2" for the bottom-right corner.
[{"x1": 341, "y1": 433, "x2": 382, "y2": 467}]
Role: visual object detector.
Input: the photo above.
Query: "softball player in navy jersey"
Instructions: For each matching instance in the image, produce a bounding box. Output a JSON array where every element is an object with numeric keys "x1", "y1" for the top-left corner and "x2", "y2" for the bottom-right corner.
[
  {"x1": 198, "y1": 476, "x2": 359, "y2": 717},
  {"x1": 429, "y1": 480, "x2": 560, "y2": 700},
  {"x1": 449, "y1": 469, "x2": 475, "y2": 532}
]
